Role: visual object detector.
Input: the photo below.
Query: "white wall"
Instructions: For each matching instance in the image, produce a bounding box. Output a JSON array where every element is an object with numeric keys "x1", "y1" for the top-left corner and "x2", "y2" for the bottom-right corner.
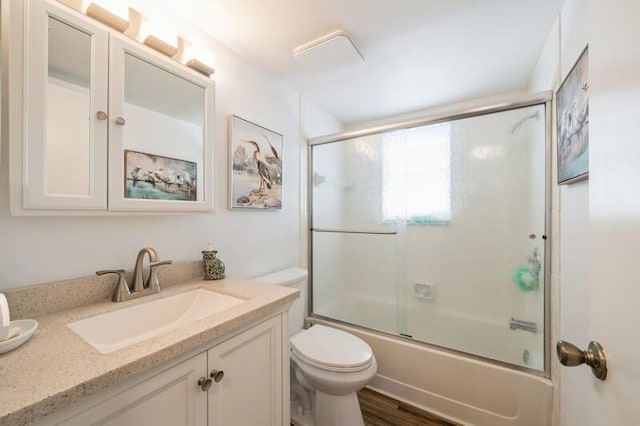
[
  {"x1": 300, "y1": 97, "x2": 344, "y2": 141},
  {"x1": 0, "y1": 10, "x2": 342, "y2": 289},
  {"x1": 587, "y1": 0, "x2": 640, "y2": 423},
  {"x1": 528, "y1": 0, "x2": 589, "y2": 424}
]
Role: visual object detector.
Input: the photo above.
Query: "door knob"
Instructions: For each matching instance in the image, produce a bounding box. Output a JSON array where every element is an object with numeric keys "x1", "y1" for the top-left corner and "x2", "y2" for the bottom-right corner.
[
  {"x1": 557, "y1": 340, "x2": 607, "y2": 380},
  {"x1": 96, "y1": 111, "x2": 108, "y2": 121},
  {"x1": 115, "y1": 116, "x2": 126, "y2": 126}
]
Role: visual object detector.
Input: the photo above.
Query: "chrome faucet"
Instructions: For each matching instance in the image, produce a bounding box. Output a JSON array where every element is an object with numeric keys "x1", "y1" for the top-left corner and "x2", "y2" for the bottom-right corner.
[
  {"x1": 132, "y1": 247, "x2": 158, "y2": 292},
  {"x1": 96, "y1": 247, "x2": 172, "y2": 302}
]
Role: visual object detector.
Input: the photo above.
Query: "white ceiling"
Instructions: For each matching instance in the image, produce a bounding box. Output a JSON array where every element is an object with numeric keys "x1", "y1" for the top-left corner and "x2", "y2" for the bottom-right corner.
[{"x1": 166, "y1": 0, "x2": 564, "y2": 125}]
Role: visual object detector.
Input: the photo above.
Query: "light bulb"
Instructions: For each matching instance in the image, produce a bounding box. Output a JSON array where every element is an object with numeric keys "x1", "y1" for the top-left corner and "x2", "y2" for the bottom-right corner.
[{"x1": 85, "y1": 0, "x2": 130, "y2": 32}]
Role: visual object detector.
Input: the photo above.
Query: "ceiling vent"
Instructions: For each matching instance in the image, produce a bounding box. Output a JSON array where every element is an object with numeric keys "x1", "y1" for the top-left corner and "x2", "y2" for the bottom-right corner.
[{"x1": 293, "y1": 31, "x2": 364, "y2": 73}]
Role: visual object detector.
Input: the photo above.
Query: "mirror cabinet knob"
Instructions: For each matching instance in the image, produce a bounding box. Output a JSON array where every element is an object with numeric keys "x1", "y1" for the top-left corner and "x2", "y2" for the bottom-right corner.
[
  {"x1": 210, "y1": 369, "x2": 224, "y2": 383},
  {"x1": 197, "y1": 377, "x2": 212, "y2": 392}
]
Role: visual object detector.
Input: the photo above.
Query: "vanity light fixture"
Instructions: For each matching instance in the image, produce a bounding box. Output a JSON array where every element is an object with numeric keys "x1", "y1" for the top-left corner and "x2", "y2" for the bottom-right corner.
[
  {"x1": 144, "y1": 34, "x2": 178, "y2": 57},
  {"x1": 56, "y1": 0, "x2": 214, "y2": 77},
  {"x1": 186, "y1": 59, "x2": 215, "y2": 77},
  {"x1": 182, "y1": 40, "x2": 215, "y2": 76},
  {"x1": 85, "y1": 0, "x2": 130, "y2": 32},
  {"x1": 140, "y1": 17, "x2": 179, "y2": 57}
]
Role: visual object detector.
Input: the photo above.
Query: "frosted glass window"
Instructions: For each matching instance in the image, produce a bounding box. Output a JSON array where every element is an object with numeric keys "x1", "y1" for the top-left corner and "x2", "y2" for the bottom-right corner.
[{"x1": 383, "y1": 123, "x2": 451, "y2": 224}]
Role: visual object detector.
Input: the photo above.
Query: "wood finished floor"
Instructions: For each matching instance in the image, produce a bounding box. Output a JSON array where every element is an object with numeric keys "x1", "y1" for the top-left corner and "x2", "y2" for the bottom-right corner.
[{"x1": 357, "y1": 388, "x2": 461, "y2": 426}]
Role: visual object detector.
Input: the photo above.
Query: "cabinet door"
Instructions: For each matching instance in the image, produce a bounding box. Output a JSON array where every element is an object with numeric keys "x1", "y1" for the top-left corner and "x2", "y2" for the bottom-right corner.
[
  {"x1": 24, "y1": 0, "x2": 108, "y2": 209},
  {"x1": 108, "y1": 34, "x2": 214, "y2": 212},
  {"x1": 208, "y1": 316, "x2": 283, "y2": 426},
  {"x1": 56, "y1": 353, "x2": 208, "y2": 426}
]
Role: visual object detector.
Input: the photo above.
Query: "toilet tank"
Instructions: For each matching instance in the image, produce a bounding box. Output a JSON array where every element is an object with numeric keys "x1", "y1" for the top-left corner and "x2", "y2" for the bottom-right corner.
[{"x1": 253, "y1": 268, "x2": 308, "y2": 335}]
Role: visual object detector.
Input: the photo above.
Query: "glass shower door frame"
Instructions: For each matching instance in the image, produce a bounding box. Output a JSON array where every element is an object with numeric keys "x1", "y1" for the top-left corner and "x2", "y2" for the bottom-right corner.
[{"x1": 307, "y1": 91, "x2": 553, "y2": 378}]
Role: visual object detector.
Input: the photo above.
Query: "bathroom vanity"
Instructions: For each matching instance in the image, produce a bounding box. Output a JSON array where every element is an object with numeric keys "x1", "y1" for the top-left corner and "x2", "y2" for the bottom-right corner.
[
  {"x1": 43, "y1": 316, "x2": 284, "y2": 426},
  {"x1": 0, "y1": 271, "x2": 297, "y2": 426}
]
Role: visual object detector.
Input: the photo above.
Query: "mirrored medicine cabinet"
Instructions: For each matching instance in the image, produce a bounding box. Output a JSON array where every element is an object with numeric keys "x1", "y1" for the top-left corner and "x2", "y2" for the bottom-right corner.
[{"x1": 6, "y1": 0, "x2": 214, "y2": 214}]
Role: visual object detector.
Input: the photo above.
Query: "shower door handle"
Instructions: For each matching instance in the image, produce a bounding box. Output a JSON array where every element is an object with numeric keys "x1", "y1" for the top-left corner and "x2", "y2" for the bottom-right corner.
[{"x1": 557, "y1": 340, "x2": 607, "y2": 380}]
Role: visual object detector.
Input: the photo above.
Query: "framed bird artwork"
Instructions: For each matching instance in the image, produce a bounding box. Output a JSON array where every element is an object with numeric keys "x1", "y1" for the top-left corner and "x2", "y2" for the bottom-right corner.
[
  {"x1": 556, "y1": 45, "x2": 589, "y2": 184},
  {"x1": 229, "y1": 115, "x2": 283, "y2": 209},
  {"x1": 124, "y1": 150, "x2": 197, "y2": 201}
]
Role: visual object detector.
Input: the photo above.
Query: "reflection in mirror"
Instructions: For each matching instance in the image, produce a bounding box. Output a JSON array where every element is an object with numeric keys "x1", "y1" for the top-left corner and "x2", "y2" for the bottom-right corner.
[
  {"x1": 46, "y1": 17, "x2": 92, "y2": 196},
  {"x1": 123, "y1": 53, "x2": 205, "y2": 202}
]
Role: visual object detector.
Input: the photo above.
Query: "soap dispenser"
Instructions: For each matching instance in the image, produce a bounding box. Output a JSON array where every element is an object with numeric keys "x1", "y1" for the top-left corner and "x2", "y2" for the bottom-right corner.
[{"x1": 202, "y1": 242, "x2": 225, "y2": 280}]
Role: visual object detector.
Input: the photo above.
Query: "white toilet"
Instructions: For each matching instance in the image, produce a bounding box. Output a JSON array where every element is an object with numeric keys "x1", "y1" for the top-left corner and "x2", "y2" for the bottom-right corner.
[{"x1": 255, "y1": 268, "x2": 377, "y2": 426}]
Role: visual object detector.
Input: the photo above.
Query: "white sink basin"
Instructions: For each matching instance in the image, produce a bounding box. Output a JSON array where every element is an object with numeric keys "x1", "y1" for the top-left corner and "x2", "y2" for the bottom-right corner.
[{"x1": 68, "y1": 289, "x2": 246, "y2": 354}]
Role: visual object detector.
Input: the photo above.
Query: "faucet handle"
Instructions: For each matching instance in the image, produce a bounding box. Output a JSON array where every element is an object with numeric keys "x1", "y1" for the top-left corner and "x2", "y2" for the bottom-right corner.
[
  {"x1": 147, "y1": 260, "x2": 173, "y2": 291},
  {"x1": 96, "y1": 269, "x2": 126, "y2": 279},
  {"x1": 96, "y1": 270, "x2": 131, "y2": 302}
]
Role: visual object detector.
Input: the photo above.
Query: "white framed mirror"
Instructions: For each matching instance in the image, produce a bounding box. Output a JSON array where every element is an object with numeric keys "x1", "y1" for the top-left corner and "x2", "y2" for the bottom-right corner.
[
  {"x1": 108, "y1": 35, "x2": 214, "y2": 212},
  {"x1": 23, "y1": 0, "x2": 108, "y2": 210}
]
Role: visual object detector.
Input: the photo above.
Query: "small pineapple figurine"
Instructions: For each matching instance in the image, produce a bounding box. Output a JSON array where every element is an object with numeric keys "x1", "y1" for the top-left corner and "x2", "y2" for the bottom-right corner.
[{"x1": 202, "y1": 242, "x2": 225, "y2": 280}]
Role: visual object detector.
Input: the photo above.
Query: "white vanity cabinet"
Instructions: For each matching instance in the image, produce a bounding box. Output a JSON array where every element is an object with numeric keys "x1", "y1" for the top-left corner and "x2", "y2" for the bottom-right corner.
[
  {"x1": 6, "y1": 0, "x2": 214, "y2": 214},
  {"x1": 207, "y1": 315, "x2": 284, "y2": 426},
  {"x1": 53, "y1": 353, "x2": 208, "y2": 426},
  {"x1": 44, "y1": 315, "x2": 287, "y2": 426}
]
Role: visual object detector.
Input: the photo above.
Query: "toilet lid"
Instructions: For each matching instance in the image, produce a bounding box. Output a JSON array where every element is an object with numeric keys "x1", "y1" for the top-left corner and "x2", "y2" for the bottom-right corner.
[{"x1": 290, "y1": 325, "x2": 373, "y2": 369}]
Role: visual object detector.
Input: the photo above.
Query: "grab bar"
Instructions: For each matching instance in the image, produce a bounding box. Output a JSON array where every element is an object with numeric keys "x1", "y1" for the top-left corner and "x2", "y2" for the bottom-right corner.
[
  {"x1": 311, "y1": 228, "x2": 397, "y2": 235},
  {"x1": 509, "y1": 317, "x2": 538, "y2": 334}
]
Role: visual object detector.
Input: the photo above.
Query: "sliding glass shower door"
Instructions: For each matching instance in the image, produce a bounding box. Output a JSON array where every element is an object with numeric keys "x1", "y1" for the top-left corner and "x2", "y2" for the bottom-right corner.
[
  {"x1": 311, "y1": 132, "x2": 403, "y2": 333},
  {"x1": 310, "y1": 102, "x2": 548, "y2": 371}
]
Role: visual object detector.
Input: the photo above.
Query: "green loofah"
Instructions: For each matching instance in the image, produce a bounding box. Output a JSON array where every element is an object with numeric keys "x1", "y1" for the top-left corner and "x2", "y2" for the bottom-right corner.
[{"x1": 512, "y1": 266, "x2": 539, "y2": 292}]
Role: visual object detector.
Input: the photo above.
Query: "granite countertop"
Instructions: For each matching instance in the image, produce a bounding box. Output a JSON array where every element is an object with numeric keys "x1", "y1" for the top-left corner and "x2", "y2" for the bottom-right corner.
[{"x1": 0, "y1": 276, "x2": 298, "y2": 426}]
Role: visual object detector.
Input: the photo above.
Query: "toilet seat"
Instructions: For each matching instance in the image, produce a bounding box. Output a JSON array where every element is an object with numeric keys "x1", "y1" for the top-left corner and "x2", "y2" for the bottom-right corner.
[{"x1": 291, "y1": 325, "x2": 373, "y2": 373}]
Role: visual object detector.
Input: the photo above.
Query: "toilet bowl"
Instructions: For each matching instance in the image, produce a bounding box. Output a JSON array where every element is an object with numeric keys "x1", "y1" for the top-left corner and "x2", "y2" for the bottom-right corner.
[
  {"x1": 291, "y1": 324, "x2": 377, "y2": 426},
  {"x1": 254, "y1": 268, "x2": 377, "y2": 426}
]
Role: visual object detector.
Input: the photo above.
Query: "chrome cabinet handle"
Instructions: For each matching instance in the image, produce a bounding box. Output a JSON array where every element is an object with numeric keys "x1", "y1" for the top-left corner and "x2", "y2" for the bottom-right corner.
[
  {"x1": 210, "y1": 369, "x2": 224, "y2": 383},
  {"x1": 96, "y1": 111, "x2": 108, "y2": 121},
  {"x1": 115, "y1": 116, "x2": 126, "y2": 126},
  {"x1": 557, "y1": 340, "x2": 607, "y2": 380},
  {"x1": 197, "y1": 377, "x2": 212, "y2": 392}
]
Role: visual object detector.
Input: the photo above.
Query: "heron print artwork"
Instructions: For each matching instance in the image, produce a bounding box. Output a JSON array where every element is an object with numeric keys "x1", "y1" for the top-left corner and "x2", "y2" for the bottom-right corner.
[
  {"x1": 556, "y1": 46, "x2": 589, "y2": 184},
  {"x1": 124, "y1": 150, "x2": 197, "y2": 201},
  {"x1": 229, "y1": 116, "x2": 283, "y2": 209}
]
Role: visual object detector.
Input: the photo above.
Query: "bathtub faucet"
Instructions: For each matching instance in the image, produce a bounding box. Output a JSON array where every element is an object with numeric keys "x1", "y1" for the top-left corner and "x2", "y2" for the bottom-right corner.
[{"x1": 528, "y1": 247, "x2": 541, "y2": 282}]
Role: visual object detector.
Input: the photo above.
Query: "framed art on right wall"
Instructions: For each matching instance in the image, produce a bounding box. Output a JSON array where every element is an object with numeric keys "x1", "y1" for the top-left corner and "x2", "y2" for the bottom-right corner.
[{"x1": 556, "y1": 46, "x2": 589, "y2": 184}]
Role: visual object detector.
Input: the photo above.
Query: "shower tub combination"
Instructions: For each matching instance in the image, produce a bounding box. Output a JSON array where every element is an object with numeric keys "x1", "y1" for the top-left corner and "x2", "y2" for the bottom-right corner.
[{"x1": 308, "y1": 93, "x2": 553, "y2": 425}]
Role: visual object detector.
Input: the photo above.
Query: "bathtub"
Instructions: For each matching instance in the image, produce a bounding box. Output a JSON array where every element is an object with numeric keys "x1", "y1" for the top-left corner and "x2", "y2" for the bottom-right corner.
[
  {"x1": 309, "y1": 317, "x2": 553, "y2": 426},
  {"x1": 316, "y1": 294, "x2": 545, "y2": 370}
]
